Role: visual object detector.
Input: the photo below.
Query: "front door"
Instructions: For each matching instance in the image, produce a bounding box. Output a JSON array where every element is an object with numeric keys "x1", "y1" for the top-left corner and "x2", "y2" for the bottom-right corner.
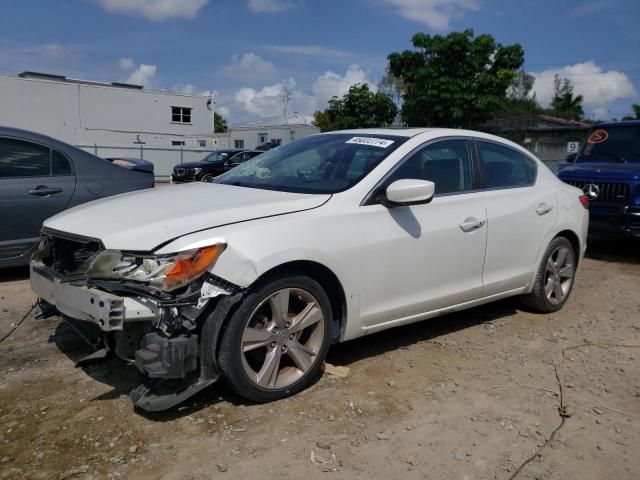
[{"x1": 358, "y1": 139, "x2": 487, "y2": 329}]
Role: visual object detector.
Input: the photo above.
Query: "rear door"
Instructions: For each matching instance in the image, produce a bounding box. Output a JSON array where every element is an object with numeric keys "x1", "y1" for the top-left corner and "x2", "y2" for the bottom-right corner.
[
  {"x1": 0, "y1": 137, "x2": 75, "y2": 261},
  {"x1": 476, "y1": 140, "x2": 557, "y2": 295}
]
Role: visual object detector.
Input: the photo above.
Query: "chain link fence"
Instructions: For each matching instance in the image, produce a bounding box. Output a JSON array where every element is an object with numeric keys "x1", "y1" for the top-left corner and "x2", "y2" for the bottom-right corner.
[{"x1": 77, "y1": 145, "x2": 216, "y2": 181}]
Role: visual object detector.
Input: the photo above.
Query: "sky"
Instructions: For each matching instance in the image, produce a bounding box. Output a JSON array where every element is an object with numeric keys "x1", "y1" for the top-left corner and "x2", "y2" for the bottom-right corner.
[{"x1": 0, "y1": 0, "x2": 639, "y2": 126}]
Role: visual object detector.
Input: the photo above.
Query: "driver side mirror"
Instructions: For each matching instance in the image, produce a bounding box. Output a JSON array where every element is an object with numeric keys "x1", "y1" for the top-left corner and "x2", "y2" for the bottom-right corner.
[{"x1": 380, "y1": 179, "x2": 435, "y2": 207}]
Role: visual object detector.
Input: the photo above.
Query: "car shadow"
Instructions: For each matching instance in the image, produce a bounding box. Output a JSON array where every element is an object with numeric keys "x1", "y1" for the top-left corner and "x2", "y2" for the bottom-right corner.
[
  {"x1": 328, "y1": 298, "x2": 519, "y2": 366},
  {"x1": 52, "y1": 298, "x2": 521, "y2": 420},
  {"x1": 0, "y1": 266, "x2": 29, "y2": 283},
  {"x1": 585, "y1": 235, "x2": 640, "y2": 265}
]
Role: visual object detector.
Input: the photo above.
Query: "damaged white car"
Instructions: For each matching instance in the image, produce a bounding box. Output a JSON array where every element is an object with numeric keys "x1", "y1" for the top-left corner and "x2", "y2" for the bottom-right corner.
[{"x1": 30, "y1": 129, "x2": 589, "y2": 411}]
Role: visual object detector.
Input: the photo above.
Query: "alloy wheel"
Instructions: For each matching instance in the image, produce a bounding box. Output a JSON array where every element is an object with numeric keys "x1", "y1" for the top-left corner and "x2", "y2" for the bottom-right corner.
[
  {"x1": 544, "y1": 245, "x2": 574, "y2": 305},
  {"x1": 240, "y1": 288, "x2": 325, "y2": 389}
]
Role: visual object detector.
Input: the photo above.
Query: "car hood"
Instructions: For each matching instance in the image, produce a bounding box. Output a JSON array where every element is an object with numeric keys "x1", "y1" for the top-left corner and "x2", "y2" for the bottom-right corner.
[
  {"x1": 559, "y1": 161, "x2": 640, "y2": 180},
  {"x1": 44, "y1": 183, "x2": 331, "y2": 251}
]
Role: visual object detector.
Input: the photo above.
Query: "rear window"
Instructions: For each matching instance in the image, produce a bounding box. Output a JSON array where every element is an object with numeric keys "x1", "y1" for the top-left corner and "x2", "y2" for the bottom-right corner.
[{"x1": 580, "y1": 125, "x2": 640, "y2": 162}]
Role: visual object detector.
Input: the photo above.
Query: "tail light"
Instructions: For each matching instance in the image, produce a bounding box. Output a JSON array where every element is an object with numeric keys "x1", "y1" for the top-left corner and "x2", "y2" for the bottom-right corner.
[{"x1": 579, "y1": 195, "x2": 589, "y2": 209}]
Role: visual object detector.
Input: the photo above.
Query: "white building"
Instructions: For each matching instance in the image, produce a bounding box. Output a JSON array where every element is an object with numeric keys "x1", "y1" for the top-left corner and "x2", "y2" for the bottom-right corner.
[
  {"x1": 0, "y1": 71, "x2": 214, "y2": 149},
  {"x1": 214, "y1": 124, "x2": 320, "y2": 150},
  {"x1": 0, "y1": 72, "x2": 319, "y2": 178}
]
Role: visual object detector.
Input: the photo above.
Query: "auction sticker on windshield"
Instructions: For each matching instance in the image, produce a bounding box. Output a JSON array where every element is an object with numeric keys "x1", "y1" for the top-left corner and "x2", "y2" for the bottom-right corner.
[{"x1": 346, "y1": 137, "x2": 395, "y2": 148}]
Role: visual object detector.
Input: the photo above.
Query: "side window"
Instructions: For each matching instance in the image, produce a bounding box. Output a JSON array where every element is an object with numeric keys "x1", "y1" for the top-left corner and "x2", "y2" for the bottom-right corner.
[
  {"x1": 52, "y1": 150, "x2": 73, "y2": 175},
  {"x1": 386, "y1": 140, "x2": 473, "y2": 195},
  {"x1": 0, "y1": 137, "x2": 50, "y2": 178},
  {"x1": 478, "y1": 141, "x2": 536, "y2": 188}
]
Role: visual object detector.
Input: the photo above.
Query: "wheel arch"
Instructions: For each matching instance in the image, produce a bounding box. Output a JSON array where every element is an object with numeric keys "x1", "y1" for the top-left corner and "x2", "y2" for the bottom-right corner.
[
  {"x1": 554, "y1": 229, "x2": 581, "y2": 266},
  {"x1": 250, "y1": 260, "x2": 347, "y2": 344}
]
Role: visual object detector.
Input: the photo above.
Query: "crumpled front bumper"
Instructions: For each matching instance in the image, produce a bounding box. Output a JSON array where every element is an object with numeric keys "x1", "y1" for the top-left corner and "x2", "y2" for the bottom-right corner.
[{"x1": 30, "y1": 262, "x2": 159, "y2": 331}]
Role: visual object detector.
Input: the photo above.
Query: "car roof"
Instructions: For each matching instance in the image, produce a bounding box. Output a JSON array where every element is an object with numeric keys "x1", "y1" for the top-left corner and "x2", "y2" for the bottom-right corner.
[
  {"x1": 592, "y1": 120, "x2": 640, "y2": 128},
  {"x1": 0, "y1": 125, "x2": 77, "y2": 150},
  {"x1": 323, "y1": 128, "x2": 436, "y2": 137}
]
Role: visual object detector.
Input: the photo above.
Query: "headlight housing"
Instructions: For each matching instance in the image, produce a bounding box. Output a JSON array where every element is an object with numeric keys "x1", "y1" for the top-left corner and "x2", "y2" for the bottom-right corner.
[{"x1": 87, "y1": 244, "x2": 226, "y2": 292}]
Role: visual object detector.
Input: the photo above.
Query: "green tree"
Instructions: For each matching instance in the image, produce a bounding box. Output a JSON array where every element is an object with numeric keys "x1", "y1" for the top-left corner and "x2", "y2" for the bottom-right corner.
[
  {"x1": 312, "y1": 83, "x2": 398, "y2": 132},
  {"x1": 499, "y1": 70, "x2": 543, "y2": 117},
  {"x1": 388, "y1": 29, "x2": 524, "y2": 128},
  {"x1": 622, "y1": 104, "x2": 640, "y2": 120},
  {"x1": 214, "y1": 112, "x2": 228, "y2": 133},
  {"x1": 548, "y1": 75, "x2": 584, "y2": 121}
]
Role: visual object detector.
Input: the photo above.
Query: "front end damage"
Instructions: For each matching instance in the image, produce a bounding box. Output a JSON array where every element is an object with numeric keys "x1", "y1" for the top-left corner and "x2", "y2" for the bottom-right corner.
[{"x1": 30, "y1": 229, "x2": 244, "y2": 412}]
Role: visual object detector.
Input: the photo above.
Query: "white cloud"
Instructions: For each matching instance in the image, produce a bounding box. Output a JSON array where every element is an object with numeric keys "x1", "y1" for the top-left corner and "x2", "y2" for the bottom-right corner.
[
  {"x1": 118, "y1": 57, "x2": 135, "y2": 71},
  {"x1": 222, "y1": 52, "x2": 276, "y2": 79},
  {"x1": 0, "y1": 43, "x2": 78, "y2": 74},
  {"x1": 381, "y1": 0, "x2": 479, "y2": 30},
  {"x1": 531, "y1": 61, "x2": 637, "y2": 108},
  {"x1": 217, "y1": 105, "x2": 231, "y2": 117},
  {"x1": 262, "y1": 44, "x2": 352, "y2": 58},
  {"x1": 126, "y1": 64, "x2": 157, "y2": 86},
  {"x1": 247, "y1": 0, "x2": 295, "y2": 13},
  {"x1": 312, "y1": 64, "x2": 373, "y2": 107},
  {"x1": 232, "y1": 65, "x2": 375, "y2": 122},
  {"x1": 234, "y1": 79, "x2": 295, "y2": 118},
  {"x1": 97, "y1": 0, "x2": 208, "y2": 21}
]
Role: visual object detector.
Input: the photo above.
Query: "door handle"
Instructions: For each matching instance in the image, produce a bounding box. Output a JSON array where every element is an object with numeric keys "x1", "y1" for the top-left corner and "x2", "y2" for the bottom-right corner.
[
  {"x1": 459, "y1": 217, "x2": 486, "y2": 233},
  {"x1": 536, "y1": 202, "x2": 553, "y2": 216},
  {"x1": 29, "y1": 186, "x2": 63, "y2": 196}
]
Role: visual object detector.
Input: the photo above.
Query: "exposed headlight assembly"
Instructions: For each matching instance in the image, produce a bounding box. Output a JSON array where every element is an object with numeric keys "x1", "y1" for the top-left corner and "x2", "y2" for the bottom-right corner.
[{"x1": 87, "y1": 244, "x2": 226, "y2": 292}]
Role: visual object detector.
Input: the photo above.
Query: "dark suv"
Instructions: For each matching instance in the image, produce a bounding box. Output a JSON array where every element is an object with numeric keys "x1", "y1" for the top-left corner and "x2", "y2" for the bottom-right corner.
[
  {"x1": 171, "y1": 149, "x2": 262, "y2": 183},
  {"x1": 558, "y1": 121, "x2": 640, "y2": 237}
]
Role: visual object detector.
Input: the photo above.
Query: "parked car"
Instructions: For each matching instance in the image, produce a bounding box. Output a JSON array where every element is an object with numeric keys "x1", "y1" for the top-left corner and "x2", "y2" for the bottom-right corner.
[
  {"x1": 558, "y1": 121, "x2": 640, "y2": 237},
  {"x1": 255, "y1": 141, "x2": 282, "y2": 151},
  {"x1": 30, "y1": 129, "x2": 588, "y2": 411},
  {"x1": 171, "y1": 149, "x2": 261, "y2": 183},
  {"x1": 0, "y1": 126, "x2": 154, "y2": 268}
]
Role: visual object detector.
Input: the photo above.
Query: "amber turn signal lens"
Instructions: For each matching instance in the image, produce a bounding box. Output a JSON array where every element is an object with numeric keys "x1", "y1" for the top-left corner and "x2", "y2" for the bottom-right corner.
[{"x1": 163, "y1": 244, "x2": 225, "y2": 289}]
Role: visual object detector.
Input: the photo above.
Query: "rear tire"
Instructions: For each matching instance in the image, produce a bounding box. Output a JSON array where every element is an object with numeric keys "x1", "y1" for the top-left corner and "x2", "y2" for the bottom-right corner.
[
  {"x1": 521, "y1": 237, "x2": 576, "y2": 313},
  {"x1": 218, "y1": 274, "x2": 332, "y2": 403}
]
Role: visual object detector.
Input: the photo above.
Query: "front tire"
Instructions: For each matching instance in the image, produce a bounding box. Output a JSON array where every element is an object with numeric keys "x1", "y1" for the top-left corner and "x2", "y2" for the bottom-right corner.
[
  {"x1": 521, "y1": 237, "x2": 576, "y2": 313},
  {"x1": 218, "y1": 274, "x2": 332, "y2": 403}
]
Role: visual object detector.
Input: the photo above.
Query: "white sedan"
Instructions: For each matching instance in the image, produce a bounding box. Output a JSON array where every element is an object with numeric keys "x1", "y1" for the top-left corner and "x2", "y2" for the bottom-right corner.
[{"x1": 30, "y1": 128, "x2": 589, "y2": 411}]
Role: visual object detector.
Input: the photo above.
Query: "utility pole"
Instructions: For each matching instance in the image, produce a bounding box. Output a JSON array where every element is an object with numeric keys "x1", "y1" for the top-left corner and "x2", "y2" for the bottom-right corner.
[{"x1": 282, "y1": 87, "x2": 291, "y2": 125}]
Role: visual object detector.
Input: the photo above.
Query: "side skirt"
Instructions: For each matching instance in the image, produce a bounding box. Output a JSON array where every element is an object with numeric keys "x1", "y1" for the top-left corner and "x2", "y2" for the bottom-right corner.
[{"x1": 361, "y1": 287, "x2": 527, "y2": 336}]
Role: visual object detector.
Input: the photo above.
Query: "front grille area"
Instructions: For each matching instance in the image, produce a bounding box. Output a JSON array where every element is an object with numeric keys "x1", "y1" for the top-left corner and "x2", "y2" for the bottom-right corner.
[
  {"x1": 38, "y1": 231, "x2": 103, "y2": 276},
  {"x1": 564, "y1": 180, "x2": 630, "y2": 204}
]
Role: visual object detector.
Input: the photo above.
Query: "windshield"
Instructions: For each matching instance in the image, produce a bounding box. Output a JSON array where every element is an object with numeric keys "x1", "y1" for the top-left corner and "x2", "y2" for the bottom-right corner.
[
  {"x1": 214, "y1": 134, "x2": 408, "y2": 194},
  {"x1": 580, "y1": 125, "x2": 640, "y2": 162},
  {"x1": 202, "y1": 151, "x2": 233, "y2": 164}
]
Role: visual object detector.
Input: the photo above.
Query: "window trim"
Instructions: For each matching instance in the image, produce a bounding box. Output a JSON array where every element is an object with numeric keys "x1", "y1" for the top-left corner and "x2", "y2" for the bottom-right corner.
[
  {"x1": 361, "y1": 136, "x2": 481, "y2": 206},
  {"x1": 170, "y1": 106, "x2": 193, "y2": 125},
  {"x1": 0, "y1": 135, "x2": 75, "y2": 179},
  {"x1": 473, "y1": 139, "x2": 538, "y2": 191}
]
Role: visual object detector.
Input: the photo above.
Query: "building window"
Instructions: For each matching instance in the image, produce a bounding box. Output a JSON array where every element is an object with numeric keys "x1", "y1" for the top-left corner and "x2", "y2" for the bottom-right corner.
[
  {"x1": 171, "y1": 140, "x2": 186, "y2": 146},
  {"x1": 258, "y1": 133, "x2": 268, "y2": 144},
  {"x1": 197, "y1": 139, "x2": 207, "y2": 148},
  {"x1": 234, "y1": 139, "x2": 245, "y2": 149},
  {"x1": 273, "y1": 138, "x2": 282, "y2": 145},
  {"x1": 171, "y1": 106, "x2": 192, "y2": 124}
]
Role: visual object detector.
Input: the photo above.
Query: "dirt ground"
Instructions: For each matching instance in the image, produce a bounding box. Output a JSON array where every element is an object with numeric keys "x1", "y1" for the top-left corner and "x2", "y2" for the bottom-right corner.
[{"x1": 0, "y1": 237, "x2": 638, "y2": 480}]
